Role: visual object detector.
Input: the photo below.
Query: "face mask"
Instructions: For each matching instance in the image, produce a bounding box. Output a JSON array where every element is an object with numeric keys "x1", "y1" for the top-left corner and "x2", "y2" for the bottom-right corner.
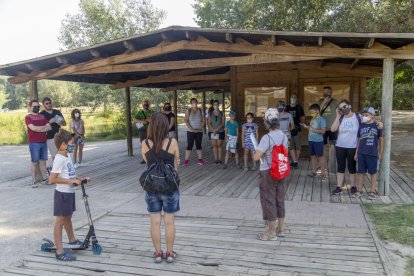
[
  {"x1": 32, "y1": 106, "x2": 40, "y2": 113},
  {"x1": 143, "y1": 104, "x2": 148, "y2": 109},
  {"x1": 290, "y1": 98, "x2": 297, "y2": 105},
  {"x1": 66, "y1": 145, "x2": 75, "y2": 153},
  {"x1": 341, "y1": 107, "x2": 351, "y2": 115},
  {"x1": 247, "y1": 118, "x2": 253, "y2": 123},
  {"x1": 362, "y1": 116, "x2": 371, "y2": 123},
  {"x1": 277, "y1": 108, "x2": 284, "y2": 113},
  {"x1": 311, "y1": 113, "x2": 318, "y2": 118},
  {"x1": 213, "y1": 105, "x2": 218, "y2": 110},
  {"x1": 164, "y1": 106, "x2": 171, "y2": 112},
  {"x1": 324, "y1": 94, "x2": 331, "y2": 98},
  {"x1": 192, "y1": 103, "x2": 197, "y2": 108},
  {"x1": 75, "y1": 113, "x2": 80, "y2": 118}
]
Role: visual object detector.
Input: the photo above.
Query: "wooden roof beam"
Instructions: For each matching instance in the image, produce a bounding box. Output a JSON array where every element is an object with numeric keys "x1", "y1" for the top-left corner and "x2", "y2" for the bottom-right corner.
[
  {"x1": 225, "y1": 33, "x2": 234, "y2": 43},
  {"x1": 73, "y1": 55, "x2": 324, "y2": 75},
  {"x1": 161, "y1": 80, "x2": 229, "y2": 92},
  {"x1": 123, "y1": 41, "x2": 136, "y2": 52},
  {"x1": 25, "y1": 63, "x2": 41, "y2": 72},
  {"x1": 351, "y1": 37, "x2": 375, "y2": 69},
  {"x1": 185, "y1": 31, "x2": 198, "y2": 41},
  {"x1": 110, "y1": 67, "x2": 222, "y2": 89},
  {"x1": 90, "y1": 49, "x2": 102, "y2": 58},
  {"x1": 56, "y1": 56, "x2": 70, "y2": 65},
  {"x1": 129, "y1": 73, "x2": 229, "y2": 88}
]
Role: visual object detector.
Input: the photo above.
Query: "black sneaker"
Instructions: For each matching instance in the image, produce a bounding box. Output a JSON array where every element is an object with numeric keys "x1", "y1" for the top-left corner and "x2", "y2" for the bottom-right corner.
[
  {"x1": 140, "y1": 160, "x2": 146, "y2": 164},
  {"x1": 290, "y1": 162, "x2": 295, "y2": 167},
  {"x1": 350, "y1": 186, "x2": 357, "y2": 194},
  {"x1": 293, "y1": 162, "x2": 299, "y2": 169},
  {"x1": 331, "y1": 187, "x2": 342, "y2": 195}
]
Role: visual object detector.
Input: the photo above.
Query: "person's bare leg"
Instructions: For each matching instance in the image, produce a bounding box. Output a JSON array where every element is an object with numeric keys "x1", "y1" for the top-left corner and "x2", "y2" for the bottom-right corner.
[
  {"x1": 350, "y1": 173, "x2": 356, "y2": 188},
  {"x1": 290, "y1": 149, "x2": 297, "y2": 163},
  {"x1": 319, "y1": 155, "x2": 326, "y2": 176},
  {"x1": 244, "y1": 149, "x2": 249, "y2": 168},
  {"x1": 185, "y1": 150, "x2": 191, "y2": 161},
  {"x1": 54, "y1": 216, "x2": 65, "y2": 254},
  {"x1": 163, "y1": 213, "x2": 175, "y2": 253},
  {"x1": 251, "y1": 150, "x2": 257, "y2": 169},
  {"x1": 78, "y1": 144, "x2": 84, "y2": 164},
  {"x1": 235, "y1": 152, "x2": 239, "y2": 165},
  {"x1": 150, "y1": 213, "x2": 162, "y2": 253},
  {"x1": 296, "y1": 150, "x2": 301, "y2": 161},
  {"x1": 224, "y1": 151, "x2": 229, "y2": 165},
  {"x1": 31, "y1": 163, "x2": 37, "y2": 183},
  {"x1": 197, "y1": 150, "x2": 202, "y2": 159},
  {"x1": 358, "y1": 173, "x2": 365, "y2": 192},
  {"x1": 370, "y1": 173, "x2": 378, "y2": 193},
  {"x1": 73, "y1": 145, "x2": 78, "y2": 164},
  {"x1": 63, "y1": 216, "x2": 76, "y2": 242},
  {"x1": 336, "y1": 172, "x2": 345, "y2": 188},
  {"x1": 212, "y1": 140, "x2": 218, "y2": 161},
  {"x1": 311, "y1": 156, "x2": 317, "y2": 174},
  {"x1": 217, "y1": 141, "x2": 223, "y2": 161},
  {"x1": 39, "y1": 160, "x2": 47, "y2": 180}
]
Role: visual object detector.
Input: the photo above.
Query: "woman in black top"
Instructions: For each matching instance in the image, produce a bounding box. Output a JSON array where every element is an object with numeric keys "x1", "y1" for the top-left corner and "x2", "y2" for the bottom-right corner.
[
  {"x1": 142, "y1": 112, "x2": 180, "y2": 263},
  {"x1": 163, "y1": 102, "x2": 176, "y2": 137}
]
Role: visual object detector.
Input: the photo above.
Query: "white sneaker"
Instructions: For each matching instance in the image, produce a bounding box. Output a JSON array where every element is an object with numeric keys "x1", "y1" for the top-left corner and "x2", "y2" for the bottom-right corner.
[
  {"x1": 32, "y1": 182, "x2": 38, "y2": 188},
  {"x1": 74, "y1": 163, "x2": 79, "y2": 169}
]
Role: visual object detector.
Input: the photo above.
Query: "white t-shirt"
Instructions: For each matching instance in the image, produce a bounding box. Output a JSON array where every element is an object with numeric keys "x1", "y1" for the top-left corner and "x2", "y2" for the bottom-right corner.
[
  {"x1": 336, "y1": 113, "x2": 360, "y2": 149},
  {"x1": 51, "y1": 153, "x2": 76, "y2": 193},
  {"x1": 257, "y1": 130, "x2": 289, "y2": 171}
]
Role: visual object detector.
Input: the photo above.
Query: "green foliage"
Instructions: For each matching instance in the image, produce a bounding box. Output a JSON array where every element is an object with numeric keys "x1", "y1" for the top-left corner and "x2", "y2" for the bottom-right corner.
[
  {"x1": 58, "y1": 0, "x2": 166, "y2": 50},
  {"x1": 364, "y1": 203, "x2": 414, "y2": 247},
  {"x1": 407, "y1": 258, "x2": 414, "y2": 276},
  {"x1": 0, "y1": 82, "x2": 10, "y2": 109}
]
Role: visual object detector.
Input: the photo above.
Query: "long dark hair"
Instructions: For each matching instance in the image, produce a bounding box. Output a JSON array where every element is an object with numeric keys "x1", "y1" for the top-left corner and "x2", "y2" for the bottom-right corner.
[
  {"x1": 147, "y1": 112, "x2": 169, "y2": 154},
  {"x1": 71, "y1": 109, "x2": 81, "y2": 120}
]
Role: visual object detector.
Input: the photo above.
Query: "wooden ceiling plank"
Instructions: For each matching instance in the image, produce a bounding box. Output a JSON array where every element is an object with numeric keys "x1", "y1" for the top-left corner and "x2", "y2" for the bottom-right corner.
[
  {"x1": 161, "y1": 80, "x2": 229, "y2": 91},
  {"x1": 351, "y1": 37, "x2": 376, "y2": 69}
]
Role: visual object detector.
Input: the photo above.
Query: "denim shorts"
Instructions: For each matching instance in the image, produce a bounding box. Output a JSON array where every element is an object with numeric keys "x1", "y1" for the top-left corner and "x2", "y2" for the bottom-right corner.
[
  {"x1": 358, "y1": 154, "x2": 378, "y2": 174},
  {"x1": 29, "y1": 142, "x2": 48, "y2": 162},
  {"x1": 145, "y1": 191, "x2": 180, "y2": 214},
  {"x1": 309, "y1": 141, "x2": 324, "y2": 157}
]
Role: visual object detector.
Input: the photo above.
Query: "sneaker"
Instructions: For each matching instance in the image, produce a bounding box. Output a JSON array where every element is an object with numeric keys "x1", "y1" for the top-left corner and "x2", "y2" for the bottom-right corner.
[
  {"x1": 140, "y1": 160, "x2": 146, "y2": 165},
  {"x1": 293, "y1": 162, "x2": 299, "y2": 169},
  {"x1": 223, "y1": 164, "x2": 227, "y2": 169},
  {"x1": 350, "y1": 186, "x2": 357, "y2": 194},
  {"x1": 368, "y1": 192, "x2": 377, "y2": 200},
  {"x1": 331, "y1": 187, "x2": 342, "y2": 195},
  {"x1": 290, "y1": 162, "x2": 295, "y2": 167},
  {"x1": 354, "y1": 191, "x2": 363, "y2": 198},
  {"x1": 183, "y1": 160, "x2": 189, "y2": 167},
  {"x1": 73, "y1": 163, "x2": 79, "y2": 169},
  {"x1": 165, "y1": 251, "x2": 177, "y2": 263},
  {"x1": 198, "y1": 159, "x2": 205, "y2": 166},
  {"x1": 153, "y1": 251, "x2": 164, "y2": 263},
  {"x1": 42, "y1": 178, "x2": 49, "y2": 185},
  {"x1": 31, "y1": 182, "x2": 38, "y2": 188}
]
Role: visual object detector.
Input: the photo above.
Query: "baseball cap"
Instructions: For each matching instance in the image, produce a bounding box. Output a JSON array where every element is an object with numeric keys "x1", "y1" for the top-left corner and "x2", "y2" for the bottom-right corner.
[
  {"x1": 229, "y1": 110, "x2": 236, "y2": 116},
  {"x1": 362, "y1": 107, "x2": 375, "y2": 116},
  {"x1": 276, "y1": 101, "x2": 286, "y2": 107}
]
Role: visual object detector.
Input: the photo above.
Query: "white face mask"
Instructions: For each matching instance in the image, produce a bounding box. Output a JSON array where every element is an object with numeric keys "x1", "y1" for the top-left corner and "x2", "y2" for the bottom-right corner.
[
  {"x1": 75, "y1": 113, "x2": 80, "y2": 118},
  {"x1": 362, "y1": 115, "x2": 371, "y2": 123}
]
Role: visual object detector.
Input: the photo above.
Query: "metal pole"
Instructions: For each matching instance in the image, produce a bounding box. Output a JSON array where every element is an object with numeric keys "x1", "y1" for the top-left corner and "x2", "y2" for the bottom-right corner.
[
  {"x1": 125, "y1": 87, "x2": 133, "y2": 156},
  {"x1": 378, "y1": 58, "x2": 394, "y2": 196},
  {"x1": 174, "y1": 90, "x2": 178, "y2": 141}
]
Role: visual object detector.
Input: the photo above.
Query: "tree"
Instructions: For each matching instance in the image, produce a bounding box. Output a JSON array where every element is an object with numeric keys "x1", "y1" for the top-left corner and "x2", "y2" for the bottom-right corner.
[
  {"x1": 59, "y1": 0, "x2": 166, "y2": 50},
  {"x1": 0, "y1": 82, "x2": 9, "y2": 109}
]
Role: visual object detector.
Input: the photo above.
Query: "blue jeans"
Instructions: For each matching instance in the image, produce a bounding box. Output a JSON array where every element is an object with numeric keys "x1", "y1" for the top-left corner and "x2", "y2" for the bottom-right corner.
[
  {"x1": 29, "y1": 142, "x2": 48, "y2": 162},
  {"x1": 145, "y1": 191, "x2": 180, "y2": 214}
]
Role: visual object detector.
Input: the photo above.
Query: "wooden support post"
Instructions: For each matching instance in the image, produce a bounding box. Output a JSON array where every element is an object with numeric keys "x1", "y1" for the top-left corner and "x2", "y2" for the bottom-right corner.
[
  {"x1": 202, "y1": 91, "x2": 207, "y2": 134},
  {"x1": 124, "y1": 87, "x2": 133, "y2": 156},
  {"x1": 222, "y1": 91, "x2": 226, "y2": 117},
  {"x1": 174, "y1": 90, "x2": 178, "y2": 141},
  {"x1": 379, "y1": 58, "x2": 394, "y2": 196},
  {"x1": 29, "y1": 80, "x2": 38, "y2": 100}
]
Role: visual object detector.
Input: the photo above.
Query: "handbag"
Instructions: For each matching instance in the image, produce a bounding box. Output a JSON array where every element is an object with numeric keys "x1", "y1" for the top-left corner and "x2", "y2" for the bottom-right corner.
[{"x1": 139, "y1": 138, "x2": 180, "y2": 193}]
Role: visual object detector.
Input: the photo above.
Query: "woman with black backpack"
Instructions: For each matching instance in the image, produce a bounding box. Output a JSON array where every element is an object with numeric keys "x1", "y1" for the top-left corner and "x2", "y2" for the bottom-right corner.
[{"x1": 141, "y1": 112, "x2": 180, "y2": 263}]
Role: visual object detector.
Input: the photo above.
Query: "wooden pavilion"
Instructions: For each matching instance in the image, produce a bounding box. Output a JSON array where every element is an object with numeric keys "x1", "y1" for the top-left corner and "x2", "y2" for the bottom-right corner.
[{"x1": 1, "y1": 26, "x2": 414, "y2": 196}]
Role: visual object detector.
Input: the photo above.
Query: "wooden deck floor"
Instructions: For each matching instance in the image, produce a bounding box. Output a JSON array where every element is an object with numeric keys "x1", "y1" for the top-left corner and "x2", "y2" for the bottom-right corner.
[
  {"x1": 72, "y1": 137, "x2": 414, "y2": 205},
  {"x1": 2, "y1": 213, "x2": 385, "y2": 276}
]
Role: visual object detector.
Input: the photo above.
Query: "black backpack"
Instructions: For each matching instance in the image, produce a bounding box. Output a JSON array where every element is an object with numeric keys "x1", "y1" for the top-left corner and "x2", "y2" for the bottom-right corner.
[
  {"x1": 339, "y1": 112, "x2": 362, "y2": 127},
  {"x1": 139, "y1": 138, "x2": 180, "y2": 194}
]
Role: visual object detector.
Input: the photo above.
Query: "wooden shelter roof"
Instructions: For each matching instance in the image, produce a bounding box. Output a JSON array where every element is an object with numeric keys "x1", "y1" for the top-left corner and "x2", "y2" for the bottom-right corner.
[{"x1": 1, "y1": 26, "x2": 413, "y2": 91}]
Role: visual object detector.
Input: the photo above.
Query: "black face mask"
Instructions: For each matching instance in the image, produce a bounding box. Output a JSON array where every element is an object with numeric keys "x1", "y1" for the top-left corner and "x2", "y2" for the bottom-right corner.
[
  {"x1": 341, "y1": 107, "x2": 351, "y2": 115},
  {"x1": 164, "y1": 106, "x2": 171, "y2": 111},
  {"x1": 32, "y1": 106, "x2": 40, "y2": 114}
]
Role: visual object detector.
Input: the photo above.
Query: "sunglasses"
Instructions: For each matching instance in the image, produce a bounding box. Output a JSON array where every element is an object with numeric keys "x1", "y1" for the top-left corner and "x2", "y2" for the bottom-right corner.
[
  {"x1": 44, "y1": 102, "x2": 52, "y2": 105},
  {"x1": 339, "y1": 105, "x2": 348, "y2": 110}
]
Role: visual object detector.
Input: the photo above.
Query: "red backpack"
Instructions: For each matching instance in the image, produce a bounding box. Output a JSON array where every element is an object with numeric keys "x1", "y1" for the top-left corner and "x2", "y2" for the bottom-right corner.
[{"x1": 268, "y1": 135, "x2": 290, "y2": 181}]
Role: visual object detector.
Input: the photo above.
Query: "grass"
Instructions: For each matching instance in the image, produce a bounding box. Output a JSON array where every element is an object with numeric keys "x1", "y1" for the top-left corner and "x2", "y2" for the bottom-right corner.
[
  {"x1": 363, "y1": 203, "x2": 414, "y2": 275},
  {"x1": 0, "y1": 110, "x2": 185, "y2": 145}
]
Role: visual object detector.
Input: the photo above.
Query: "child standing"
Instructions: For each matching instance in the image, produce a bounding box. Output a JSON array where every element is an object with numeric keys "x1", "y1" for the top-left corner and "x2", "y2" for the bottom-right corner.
[
  {"x1": 355, "y1": 107, "x2": 383, "y2": 199},
  {"x1": 70, "y1": 109, "x2": 85, "y2": 168},
  {"x1": 242, "y1": 112, "x2": 259, "y2": 171},
  {"x1": 302, "y1": 104, "x2": 327, "y2": 178},
  {"x1": 224, "y1": 111, "x2": 240, "y2": 169},
  {"x1": 49, "y1": 129, "x2": 90, "y2": 261}
]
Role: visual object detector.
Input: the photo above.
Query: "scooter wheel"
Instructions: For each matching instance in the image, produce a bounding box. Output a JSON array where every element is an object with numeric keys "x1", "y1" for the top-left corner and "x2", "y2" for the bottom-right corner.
[
  {"x1": 92, "y1": 244, "x2": 102, "y2": 255},
  {"x1": 41, "y1": 243, "x2": 51, "y2": 252}
]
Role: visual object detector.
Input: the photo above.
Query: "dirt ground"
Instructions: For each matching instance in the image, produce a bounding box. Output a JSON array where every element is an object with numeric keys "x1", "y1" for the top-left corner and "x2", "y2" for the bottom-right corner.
[{"x1": 390, "y1": 110, "x2": 414, "y2": 180}]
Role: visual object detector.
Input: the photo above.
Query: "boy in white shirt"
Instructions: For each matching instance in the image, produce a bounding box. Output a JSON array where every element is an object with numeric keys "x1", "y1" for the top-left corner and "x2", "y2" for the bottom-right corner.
[{"x1": 49, "y1": 129, "x2": 90, "y2": 261}]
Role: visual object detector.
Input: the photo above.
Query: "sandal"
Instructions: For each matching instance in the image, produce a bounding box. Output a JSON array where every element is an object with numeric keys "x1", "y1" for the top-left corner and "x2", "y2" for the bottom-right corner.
[
  {"x1": 166, "y1": 251, "x2": 177, "y2": 263},
  {"x1": 153, "y1": 251, "x2": 164, "y2": 263},
  {"x1": 68, "y1": 239, "x2": 83, "y2": 246},
  {"x1": 256, "y1": 231, "x2": 277, "y2": 241},
  {"x1": 56, "y1": 252, "x2": 76, "y2": 261}
]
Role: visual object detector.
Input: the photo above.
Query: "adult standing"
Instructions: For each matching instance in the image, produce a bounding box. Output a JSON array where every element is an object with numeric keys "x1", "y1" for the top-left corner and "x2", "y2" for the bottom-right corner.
[
  {"x1": 133, "y1": 100, "x2": 153, "y2": 164},
  {"x1": 25, "y1": 99, "x2": 52, "y2": 188},
  {"x1": 319, "y1": 87, "x2": 339, "y2": 172},
  {"x1": 207, "y1": 100, "x2": 225, "y2": 164},
  {"x1": 276, "y1": 101, "x2": 294, "y2": 162},
  {"x1": 40, "y1": 97, "x2": 66, "y2": 169},
  {"x1": 254, "y1": 108, "x2": 289, "y2": 240},
  {"x1": 70, "y1": 109, "x2": 85, "y2": 168},
  {"x1": 285, "y1": 94, "x2": 305, "y2": 168},
  {"x1": 162, "y1": 102, "x2": 176, "y2": 138},
  {"x1": 141, "y1": 112, "x2": 180, "y2": 263},
  {"x1": 183, "y1": 98, "x2": 205, "y2": 166},
  {"x1": 331, "y1": 100, "x2": 360, "y2": 195}
]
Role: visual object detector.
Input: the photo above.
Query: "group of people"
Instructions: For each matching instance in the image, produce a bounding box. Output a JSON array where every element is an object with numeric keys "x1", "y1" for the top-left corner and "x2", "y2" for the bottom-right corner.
[{"x1": 25, "y1": 98, "x2": 85, "y2": 188}]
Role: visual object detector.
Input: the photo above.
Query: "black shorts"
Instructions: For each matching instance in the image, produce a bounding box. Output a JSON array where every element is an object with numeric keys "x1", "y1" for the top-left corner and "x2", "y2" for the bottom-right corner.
[
  {"x1": 336, "y1": 146, "x2": 357, "y2": 174},
  {"x1": 187, "y1": 131, "x2": 203, "y2": 150},
  {"x1": 208, "y1": 132, "x2": 225, "y2": 141},
  {"x1": 54, "y1": 190, "x2": 76, "y2": 217},
  {"x1": 323, "y1": 130, "x2": 337, "y2": 145},
  {"x1": 139, "y1": 129, "x2": 148, "y2": 142}
]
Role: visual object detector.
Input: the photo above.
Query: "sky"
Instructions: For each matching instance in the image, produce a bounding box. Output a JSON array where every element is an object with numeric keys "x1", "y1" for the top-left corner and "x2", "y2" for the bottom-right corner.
[{"x1": 0, "y1": 0, "x2": 197, "y2": 65}]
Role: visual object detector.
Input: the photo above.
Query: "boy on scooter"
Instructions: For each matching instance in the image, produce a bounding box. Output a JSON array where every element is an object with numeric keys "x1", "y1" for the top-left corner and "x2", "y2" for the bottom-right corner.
[{"x1": 49, "y1": 129, "x2": 90, "y2": 261}]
